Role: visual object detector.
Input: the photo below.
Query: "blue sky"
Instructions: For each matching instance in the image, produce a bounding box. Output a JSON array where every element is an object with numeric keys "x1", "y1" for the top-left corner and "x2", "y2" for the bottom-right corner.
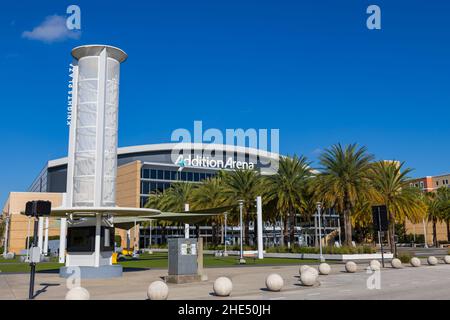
[{"x1": 1, "y1": 0, "x2": 449, "y2": 205}]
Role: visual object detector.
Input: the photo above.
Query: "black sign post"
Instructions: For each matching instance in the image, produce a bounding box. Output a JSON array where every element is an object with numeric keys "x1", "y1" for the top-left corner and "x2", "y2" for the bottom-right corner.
[
  {"x1": 29, "y1": 218, "x2": 39, "y2": 300},
  {"x1": 25, "y1": 200, "x2": 51, "y2": 300},
  {"x1": 372, "y1": 205, "x2": 388, "y2": 268}
]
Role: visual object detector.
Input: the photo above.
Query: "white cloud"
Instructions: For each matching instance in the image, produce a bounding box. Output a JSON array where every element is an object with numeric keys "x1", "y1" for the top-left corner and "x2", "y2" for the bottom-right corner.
[{"x1": 22, "y1": 15, "x2": 80, "y2": 43}]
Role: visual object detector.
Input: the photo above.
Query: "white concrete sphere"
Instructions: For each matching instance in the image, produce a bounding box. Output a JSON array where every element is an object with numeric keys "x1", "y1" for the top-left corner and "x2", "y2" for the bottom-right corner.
[
  {"x1": 65, "y1": 287, "x2": 90, "y2": 300},
  {"x1": 369, "y1": 260, "x2": 381, "y2": 271},
  {"x1": 265, "y1": 273, "x2": 284, "y2": 292},
  {"x1": 318, "y1": 263, "x2": 331, "y2": 275},
  {"x1": 444, "y1": 255, "x2": 450, "y2": 264},
  {"x1": 213, "y1": 277, "x2": 233, "y2": 297},
  {"x1": 300, "y1": 269, "x2": 318, "y2": 286},
  {"x1": 4, "y1": 252, "x2": 15, "y2": 260},
  {"x1": 427, "y1": 256, "x2": 438, "y2": 266},
  {"x1": 410, "y1": 257, "x2": 421, "y2": 267},
  {"x1": 391, "y1": 258, "x2": 403, "y2": 269},
  {"x1": 345, "y1": 261, "x2": 357, "y2": 273},
  {"x1": 299, "y1": 265, "x2": 311, "y2": 275},
  {"x1": 147, "y1": 281, "x2": 169, "y2": 300}
]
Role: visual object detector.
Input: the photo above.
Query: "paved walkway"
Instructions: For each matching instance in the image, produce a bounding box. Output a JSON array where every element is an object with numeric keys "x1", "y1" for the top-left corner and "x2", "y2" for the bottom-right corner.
[{"x1": 0, "y1": 260, "x2": 449, "y2": 300}]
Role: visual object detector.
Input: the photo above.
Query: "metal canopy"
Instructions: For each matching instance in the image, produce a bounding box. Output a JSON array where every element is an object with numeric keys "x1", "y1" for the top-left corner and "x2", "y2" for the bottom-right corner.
[{"x1": 20, "y1": 205, "x2": 232, "y2": 224}]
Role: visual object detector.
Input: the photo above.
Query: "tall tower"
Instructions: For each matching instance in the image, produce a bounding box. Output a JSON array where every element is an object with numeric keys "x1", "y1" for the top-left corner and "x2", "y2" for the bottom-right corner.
[
  {"x1": 60, "y1": 45, "x2": 127, "y2": 277},
  {"x1": 66, "y1": 45, "x2": 127, "y2": 208}
]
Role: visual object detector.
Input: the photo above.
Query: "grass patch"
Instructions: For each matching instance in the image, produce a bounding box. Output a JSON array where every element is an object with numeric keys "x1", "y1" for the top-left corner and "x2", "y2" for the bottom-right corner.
[{"x1": 0, "y1": 253, "x2": 322, "y2": 274}]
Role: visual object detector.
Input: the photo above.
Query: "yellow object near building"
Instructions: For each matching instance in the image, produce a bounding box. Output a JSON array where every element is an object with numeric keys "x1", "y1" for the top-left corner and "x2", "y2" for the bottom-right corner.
[
  {"x1": 112, "y1": 253, "x2": 118, "y2": 264},
  {"x1": 122, "y1": 249, "x2": 133, "y2": 256}
]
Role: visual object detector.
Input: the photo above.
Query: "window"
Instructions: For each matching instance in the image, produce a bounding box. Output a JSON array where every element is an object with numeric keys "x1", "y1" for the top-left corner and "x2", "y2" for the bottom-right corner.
[
  {"x1": 171, "y1": 171, "x2": 177, "y2": 180},
  {"x1": 194, "y1": 172, "x2": 200, "y2": 181},
  {"x1": 141, "y1": 181, "x2": 149, "y2": 195},
  {"x1": 150, "y1": 169, "x2": 157, "y2": 179},
  {"x1": 187, "y1": 172, "x2": 193, "y2": 181},
  {"x1": 140, "y1": 196, "x2": 148, "y2": 208},
  {"x1": 200, "y1": 173, "x2": 206, "y2": 180},
  {"x1": 150, "y1": 182, "x2": 157, "y2": 192},
  {"x1": 157, "y1": 170, "x2": 163, "y2": 180},
  {"x1": 437, "y1": 181, "x2": 439, "y2": 186},
  {"x1": 164, "y1": 170, "x2": 170, "y2": 180},
  {"x1": 181, "y1": 172, "x2": 187, "y2": 181},
  {"x1": 142, "y1": 168, "x2": 149, "y2": 179}
]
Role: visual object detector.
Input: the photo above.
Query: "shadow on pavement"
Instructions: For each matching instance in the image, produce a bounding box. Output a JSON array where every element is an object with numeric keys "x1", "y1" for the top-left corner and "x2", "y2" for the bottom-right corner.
[{"x1": 33, "y1": 283, "x2": 60, "y2": 299}]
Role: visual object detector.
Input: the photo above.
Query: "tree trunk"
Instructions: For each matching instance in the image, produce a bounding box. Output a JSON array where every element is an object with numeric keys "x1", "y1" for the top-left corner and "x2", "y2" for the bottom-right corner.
[
  {"x1": 432, "y1": 218, "x2": 438, "y2": 247},
  {"x1": 343, "y1": 210, "x2": 352, "y2": 246},
  {"x1": 283, "y1": 216, "x2": 289, "y2": 248},
  {"x1": 447, "y1": 219, "x2": 450, "y2": 242},
  {"x1": 388, "y1": 211, "x2": 396, "y2": 256},
  {"x1": 162, "y1": 225, "x2": 166, "y2": 244},
  {"x1": 289, "y1": 211, "x2": 296, "y2": 247},
  {"x1": 272, "y1": 221, "x2": 276, "y2": 247},
  {"x1": 280, "y1": 216, "x2": 284, "y2": 247},
  {"x1": 244, "y1": 208, "x2": 250, "y2": 246}
]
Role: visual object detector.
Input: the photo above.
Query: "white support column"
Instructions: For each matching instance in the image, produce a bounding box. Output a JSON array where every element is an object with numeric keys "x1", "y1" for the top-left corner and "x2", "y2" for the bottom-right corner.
[
  {"x1": 94, "y1": 48, "x2": 108, "y2": 207},
  {"x1": 184, "y1": 203, "x2": 190, "y2": 239},
  {"x1": 94, "y1": 213, "x2": 102, "y2": 267},
  {"x1": 38, "y1": 217, "x2": 44, "y2": 254},
  {"x1": 59, "y1": 218, "x2": 67, "y2": 263},
  {"x1": 256, "y1": 196, "x2": 264, "y2": 259},
  {"x1": 2, "y1": 216, "x2": 9, "y2": 257},
  {"x1": 43, "y1": 217, "x2": 49, "y2": 255}
]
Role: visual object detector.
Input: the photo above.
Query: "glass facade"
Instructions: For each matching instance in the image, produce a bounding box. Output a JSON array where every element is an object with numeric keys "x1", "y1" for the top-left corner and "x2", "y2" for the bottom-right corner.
[{"x1": 139, "y1": 166, "x2": 217, "y2": 207}]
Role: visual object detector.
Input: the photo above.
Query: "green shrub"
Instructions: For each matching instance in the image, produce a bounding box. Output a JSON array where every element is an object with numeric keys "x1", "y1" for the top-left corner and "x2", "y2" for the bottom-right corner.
[
  {"x1": 398, "y1": 253, "x2": 412, "y2": 263},
  {"x1": 263, "y1": 245, "x2": 376, "y2": 254}
]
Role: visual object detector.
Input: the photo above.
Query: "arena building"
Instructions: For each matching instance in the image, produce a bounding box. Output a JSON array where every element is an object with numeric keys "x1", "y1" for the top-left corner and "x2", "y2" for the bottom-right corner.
[{"x1": 2, "y1": 143, "x2": 284, "y2": 254}]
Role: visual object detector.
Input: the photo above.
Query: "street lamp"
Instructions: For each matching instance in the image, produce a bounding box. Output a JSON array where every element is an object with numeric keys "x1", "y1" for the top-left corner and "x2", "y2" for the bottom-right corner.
[
  {"x1": 317, "y1": 202, "x2": 325, "y2": 262},
  {"x1": 238, "y1": 200, "x2": 246, "y2": 264},
  {"x1": 224, "y1": 213, "x2": 228, "y2": 257}
]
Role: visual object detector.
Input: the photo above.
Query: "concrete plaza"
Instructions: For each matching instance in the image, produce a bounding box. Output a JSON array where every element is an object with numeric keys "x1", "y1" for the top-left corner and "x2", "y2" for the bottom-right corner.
[{"x1": 1, "y1": 259, "x2": 449, "y2": 300}]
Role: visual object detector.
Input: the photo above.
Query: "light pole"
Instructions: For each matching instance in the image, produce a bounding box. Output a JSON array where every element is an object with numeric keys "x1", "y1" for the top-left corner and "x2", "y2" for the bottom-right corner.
[
  {"x1": 238, "y1": 200, "x2": 246, "y2": 264},
  {"x1": 224, "y1": 213, "x2": 228, "y2": 257},
  {"x1": 317, "y1": 202, "x2": 325, "y2": 262}
]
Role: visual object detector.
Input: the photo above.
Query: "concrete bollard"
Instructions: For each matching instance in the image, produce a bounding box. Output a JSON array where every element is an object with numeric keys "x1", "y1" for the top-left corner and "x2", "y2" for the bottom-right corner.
[
  {"x1": 391, "y1": 258, "x2": 403, "y2": 269},
  {"x1": 65, "y1": 287, "x2": 90, "y2": 300},
  {"x1": 444, "y1": 255, "x2": 450, "y2": 264},
  {"x1": 300, "y1": 269, "x2": 318, "y2": 286},
  {"x1": 427, "y1": 256, "x2": 438, "y2": 266},
  {"x1": 318, "y1": 263, "x2": 331, "y2": 275},
  {"x1": 299, "y1": 265, "x2": 311, "y2": 275},
  {"x1": 147, "y1": 281, "x2": 169, "y2": 300},
  {"x1": 345, "y1": 261, "x2": 357, "y2": 273},
  {"x1": 265, "y1": 273, "x2": 284, "y2": 292},
  {"x1": 369, "y1": 260, "x2": 381, "y2": 271},
  {"x1": 410, "y1": 257, "x2": 421, "y2": 267},
  {"x1": 213, "y1": 277, "x2": 233, "y2": 297}
]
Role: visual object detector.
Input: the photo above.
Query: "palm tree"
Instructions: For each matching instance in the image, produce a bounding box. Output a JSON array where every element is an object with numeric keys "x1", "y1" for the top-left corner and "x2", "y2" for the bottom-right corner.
[
  {"x1": 370, "y1": 161, "x2": 427, "y2": 254},
  {"x1": 191, "y1": 177, "x2": 227, "y2": 244},
  {"x1": 437, "y1": 187, "x2": 450, "y2": 241},
  {"x1": 265, "y1": 155, "x2": 311, "y2": 247},
  {"x1": 144, "y1": 189, "x2": 169, "y2": 245},
  {"x1": 221, "y1": 169, "x2": 263, "y2": 245},
  {"x1": 425, "y1": 187, "x2": 450, "y2": 246},
  {"x1": 317, "y1": 143, "x2": 374, "y2": 246}
]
